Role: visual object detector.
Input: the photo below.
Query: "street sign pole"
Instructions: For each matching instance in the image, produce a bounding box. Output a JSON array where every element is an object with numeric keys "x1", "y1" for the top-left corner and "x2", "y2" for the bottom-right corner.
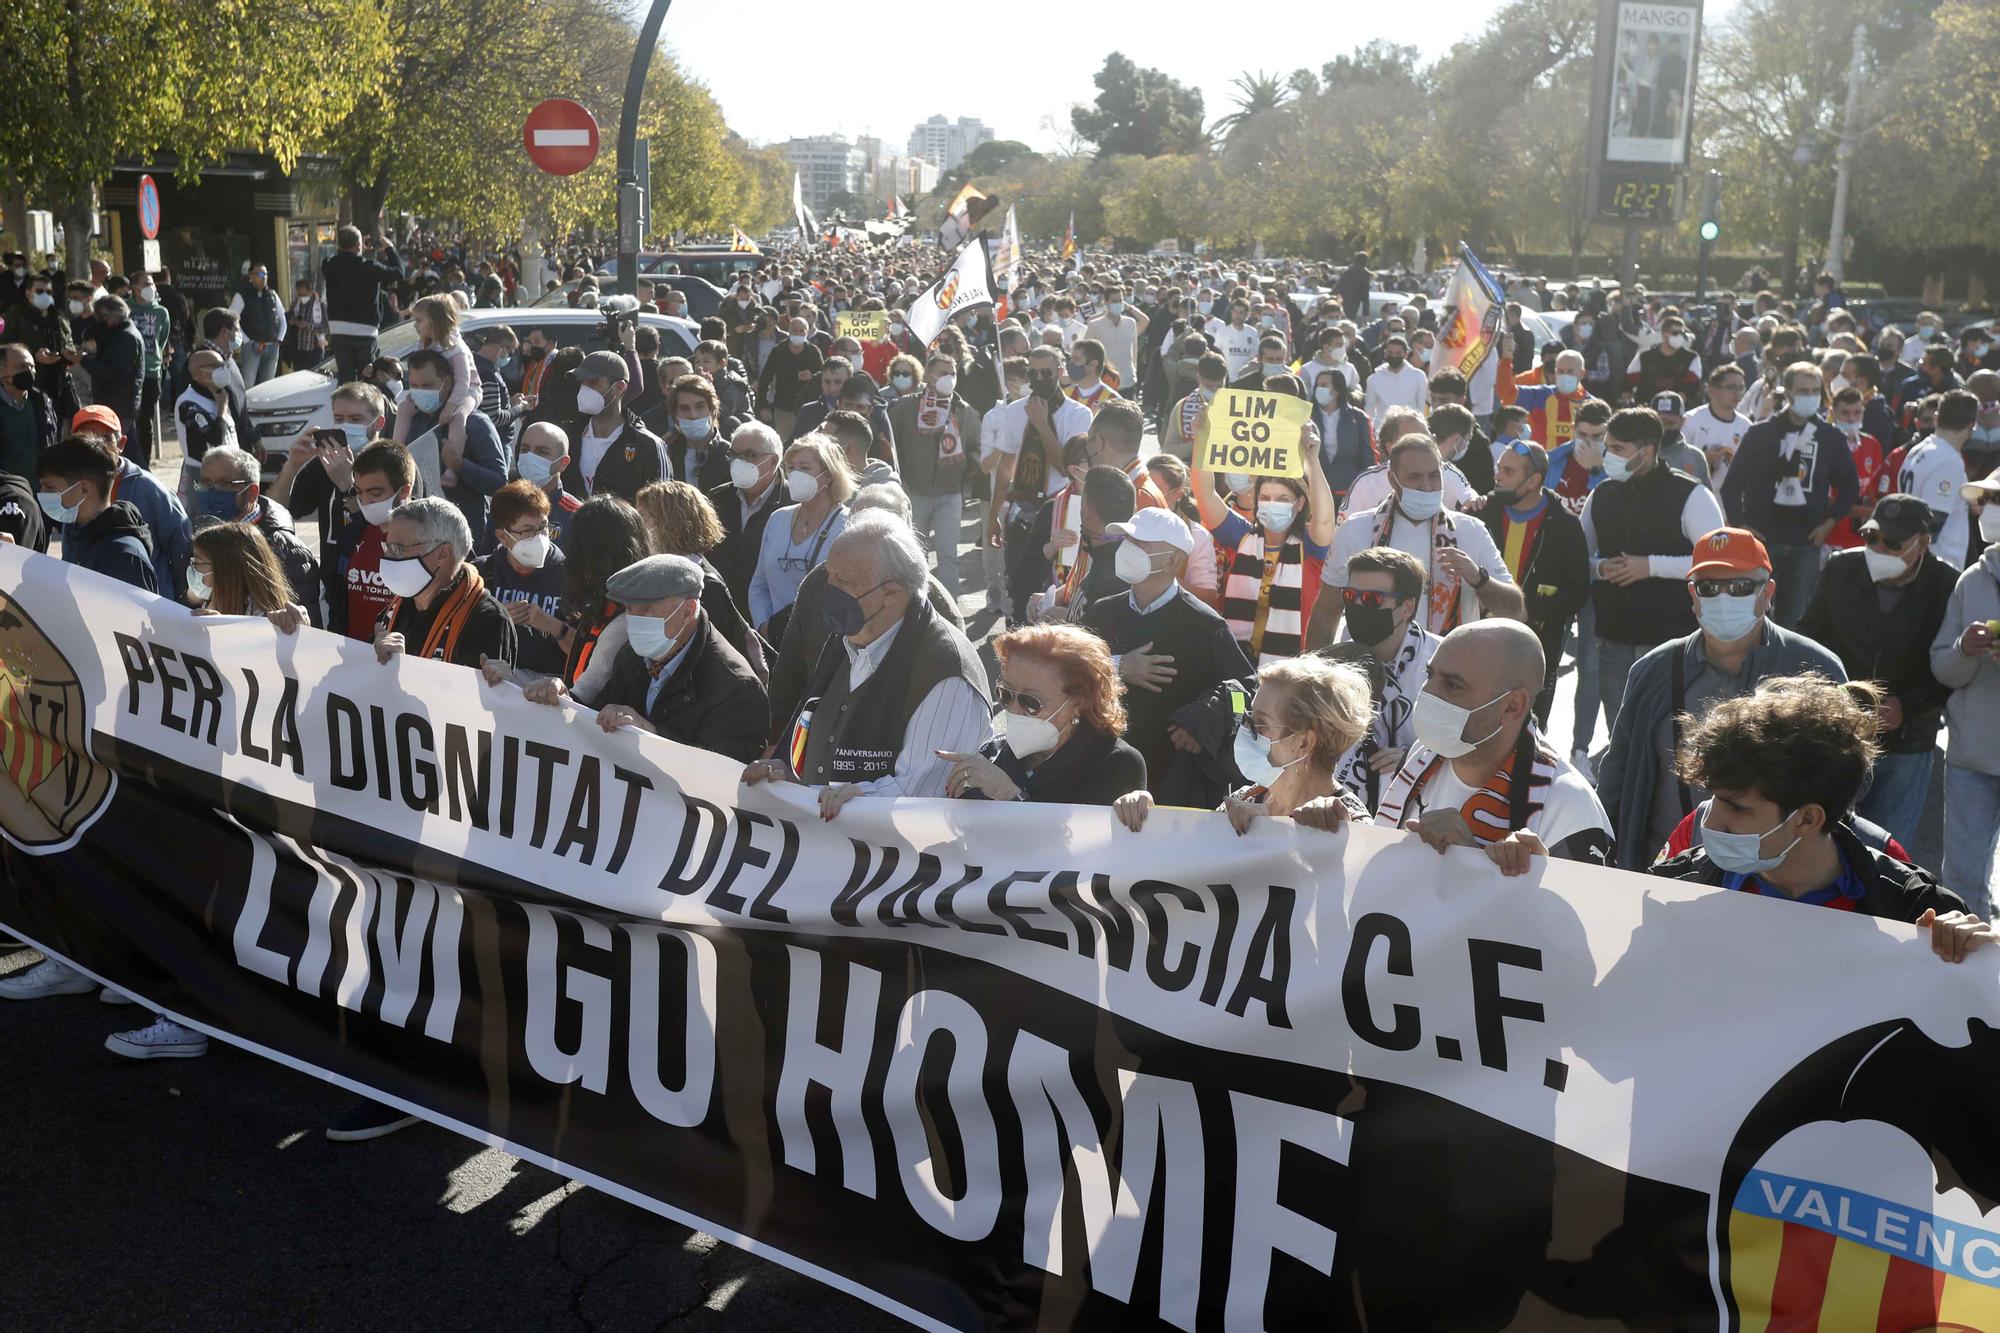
[{"x1": 616, "y1": 0, "x2": 676, "y2": 298}]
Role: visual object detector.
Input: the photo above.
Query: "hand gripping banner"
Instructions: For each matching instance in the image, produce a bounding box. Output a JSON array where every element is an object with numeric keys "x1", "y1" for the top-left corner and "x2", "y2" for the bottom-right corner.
[{"x1": 4, "y1": 544, "x2": 1999, "y2": 1331}]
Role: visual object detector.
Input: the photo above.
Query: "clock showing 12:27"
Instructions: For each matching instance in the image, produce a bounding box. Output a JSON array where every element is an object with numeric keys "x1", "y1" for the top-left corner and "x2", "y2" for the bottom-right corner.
[{"x1": 1597, "y1": 178, "x2": 1678, "y2": 221}]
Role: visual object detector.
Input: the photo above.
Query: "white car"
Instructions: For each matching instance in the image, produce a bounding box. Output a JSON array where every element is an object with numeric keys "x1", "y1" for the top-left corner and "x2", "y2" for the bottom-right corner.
[{"x1": 243, "y1": 306, "x2": 700, "y2": 478}]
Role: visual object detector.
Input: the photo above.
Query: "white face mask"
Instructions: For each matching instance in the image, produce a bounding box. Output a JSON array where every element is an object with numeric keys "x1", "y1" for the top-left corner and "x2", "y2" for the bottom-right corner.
[
  {"x1": 508, "y1": 533, "x2": 552, "y2": 569},
  {"x1": 1233, "y1": 725, "x2": 1304, "y2": 787},
  {"x1": 999, "y1": 700, "x2": 1069, "y2": 759},
  {"x1": 626, "y1": 607, "x2": 688, "y2": 663},
  {"x1": 1862, "y1": 545, "x2": 1908, "y2": 582},
  {"x1": 1411, "y1": 687, "x2": 1509, "y2": 759},
  {"x1": 932, "y1": 373, "x2": 956, "y2": 397},
  {"x1": 1114, "y1": 542, "x2": 1161, "y2": 584},
  {"x1": 186, "y1": 564, "x2": 212, "y2": 604},
  {"x1": 359, "y1": 496, "x2": 398, "y2": 527},
  {"x1": 731, "y1": 457, "x2": 766, "y2": 490},
  {"x1": 1982, "y1": 505, "x2": 2000, "y2": 542},
  {"x1": 576, "y1": 385, "x2": 608, "y2": 416},
  {"x1": 785, "y1": 468, "x2": 819, "y2": 502},
  {"x1": 1700, "y1": 806, "x2": 1802, "y2": 876},
  {"x1": 377, "y1": 554, "x2": 435, "y2": 598}
]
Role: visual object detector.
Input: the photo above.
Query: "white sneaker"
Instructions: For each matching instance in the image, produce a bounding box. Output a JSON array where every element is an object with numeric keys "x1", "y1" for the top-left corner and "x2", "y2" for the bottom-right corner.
[
  {"x1": 1569, "y1": 748, "x2": 1597, "y2": 785},
  {"x1": 105, "y1": 1017, "x2": 208, "y2": 1060},
  {"x1": 0, "y1": 959, "x2": 96, "y2": 1000},
  {"x1": 99, "y1": 986, "x2": 138, "y2": 1005}
]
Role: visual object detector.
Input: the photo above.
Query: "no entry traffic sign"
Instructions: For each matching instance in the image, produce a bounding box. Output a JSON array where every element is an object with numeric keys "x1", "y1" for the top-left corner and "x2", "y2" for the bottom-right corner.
[
  {"x1": 137, "y1": 175, "x2": 161, "y2": 240},
  {"x1": 523, "y1": 99, "x2": 600, "y2": 176}
]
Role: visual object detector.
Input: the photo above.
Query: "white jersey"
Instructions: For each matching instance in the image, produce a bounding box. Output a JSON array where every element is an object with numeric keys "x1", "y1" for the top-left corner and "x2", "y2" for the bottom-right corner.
[
  {"x1": 1324, "y1": 502, "x2": 1513, "y2": 635},
  {"x1": 1338, "y1": 462, "x2": 1477, "y2": 522},
  {"x1": 1681, "y1": 405, "x2": 1750, "y2": 494},
  {"x1": 1205, "y1": 320, "x2": 1261, "y2": 379},
  {"x1": 1085, "y1": 314, "x2": 1141, "y2": 383},
  {"x1": 1899, "y1": 436, "x2": 1971, "y2": 569}
]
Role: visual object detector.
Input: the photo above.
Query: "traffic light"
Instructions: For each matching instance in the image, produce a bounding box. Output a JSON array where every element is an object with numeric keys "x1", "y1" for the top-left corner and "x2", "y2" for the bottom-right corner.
[{"x1": 1695, "y1": 169, "x2": 1722, "y2": 298}]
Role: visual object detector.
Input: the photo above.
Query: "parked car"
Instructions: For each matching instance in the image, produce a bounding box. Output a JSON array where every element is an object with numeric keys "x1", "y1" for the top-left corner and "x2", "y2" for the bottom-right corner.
[
  {"x1": 242, "y1": 306, "x2": 699, "y2": 480},
  {"x1": 533, "y1": 272, "x2": 729, "y2": 321}
]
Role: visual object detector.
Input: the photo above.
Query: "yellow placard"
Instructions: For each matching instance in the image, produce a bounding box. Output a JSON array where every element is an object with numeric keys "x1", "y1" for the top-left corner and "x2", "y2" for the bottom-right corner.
[
  {"x1": 1199, "y1": 388, "x2": 1310, "y2": 479},
  {"x1": 834, "y1": 310, "x2": 889, "y2": 341}
]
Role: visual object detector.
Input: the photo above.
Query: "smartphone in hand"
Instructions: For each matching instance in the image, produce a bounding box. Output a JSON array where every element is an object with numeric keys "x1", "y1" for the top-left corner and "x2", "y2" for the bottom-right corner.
[{"x1": 312, "y1": 428, "x2": 347, "y2": 450}]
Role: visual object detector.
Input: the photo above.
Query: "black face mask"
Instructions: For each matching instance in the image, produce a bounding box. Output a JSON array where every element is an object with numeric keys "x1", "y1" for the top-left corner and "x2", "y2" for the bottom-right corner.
[
  {"x1": 9, "y1": 370, "x2": 32, "y2": 392},
  {"x1": 820, "y1": 580, "x2": 889, "y2": 637},
  {"x1": 1346, "y1": 600, "x2": 1402, "y2": 647},
  {"x1": 521, "y1": 345, "x2": 547, "y2": 361},
  {"x1": 1488, "y1": 486, "x2": 1519, "y2": 507}
]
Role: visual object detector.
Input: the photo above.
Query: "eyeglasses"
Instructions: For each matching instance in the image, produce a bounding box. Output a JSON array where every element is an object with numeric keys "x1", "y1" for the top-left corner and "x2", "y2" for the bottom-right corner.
[
  {"x1": 1862, "y1": 532, "x2": 1910, "y2": 554},
  {"x1": 995, "y1": 684, "x2": 1052, "y2": 715},
  {"x1": 1692, "y1": 576, "x2": 1766, "y2": 598},
  {"x1": 728, "y1": 449, "x2": 767, "y2": 463},
  {"x1": 1342, "y1": 587, "x2": 1400, "y2": 610},
  {"x1": 504, "y1": 522, "x2": 550, "y2": 540},
  {"x1": 383, "y1": 539, "x2": 441, "y2": 560},
  {"x1": 196, "y1": 479, "x2": 252, "y2": 494}
]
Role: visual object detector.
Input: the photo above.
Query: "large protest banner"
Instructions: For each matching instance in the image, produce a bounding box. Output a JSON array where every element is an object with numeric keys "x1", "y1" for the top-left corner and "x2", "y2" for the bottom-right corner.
[{"x1": 4, "y1": 543, "x2": 2000, "y2": 1331}]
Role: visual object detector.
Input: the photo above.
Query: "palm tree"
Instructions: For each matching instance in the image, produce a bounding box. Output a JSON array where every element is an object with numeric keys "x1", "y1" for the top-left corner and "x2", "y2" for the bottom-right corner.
[{"x1": 1210, "y1": 71, "x2": 1294, "y2": 146}]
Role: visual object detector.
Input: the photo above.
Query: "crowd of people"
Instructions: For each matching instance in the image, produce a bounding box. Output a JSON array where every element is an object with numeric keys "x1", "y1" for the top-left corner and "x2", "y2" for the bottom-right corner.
[{"x1": 3, "y1": 232, "x2": 1998, "y2": 1139}]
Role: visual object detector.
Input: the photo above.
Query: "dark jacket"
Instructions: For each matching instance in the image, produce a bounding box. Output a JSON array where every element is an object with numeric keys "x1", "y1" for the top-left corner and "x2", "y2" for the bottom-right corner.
[
  {"x1": 81, "y1": 320, "x2": 145, "y2": 419},
  {"x1": 1314, "y1": 403, "x2": 1377, "y2": 501},
  {"x1": 1722, "y1": 414, "x2": 1860, "y2": 542},
  {"x1": 322, "y1": 244, "x2": 405, "y2": 337},
  {"x1": 252, "y1": 497, "x2": 325, "y2": 627},
  {"x1": 1598, "y1": 621, "x2": 1846, "y2": 870},
  {"x1": 767, "y1": 559, "x2": 965, "y2": 746},
  {"x1": 663, "y1": 429, "x2": 733, "y2": 495},
  {"x1": 562, "y1": 410, "x2": 667, "y2": 503},
  {"x1": 1797, "y1": 548, "x2": 1957, "y2": 752},
  {"x1": 0, "y1": 383, "x2": 59, "y2": 480},
  {"x1": 979, "y1": 729, "x2": 1147, "y2": 807},
  {"x1": 403, "y1": 405, "x2": 508, "y2": 541},
  {"x1": 62, "y1": 499, "x2": 156, "y2": 592},
  {"x1": 0, "y1": 470, "x2": 48, "y2": 552},
  {"x1": 884, "y1": 393, "x2": 980, "y2": 495},
  {"x1": 1649, "y1": 819, "x2": 1964, "y2": 921},
  {"x1": 758, "y1": 341, "x2": 825, "y2": 413},
  {"x1": 383, "y1": 569, "x2": 516, "y2": 669},
  {"x1": 1478, "y1": 493, "x2": 1591, "y2": 637},
  {"x1": 1456, "y1": 436, "x2": 1496, "y2": 494},
  {"x1": 707, "y1": 477, "x2": 783, "y2": 611},
  {"x1": 114, "y1": 458, "x2": 190, "y2": 599},
  {"x1": 595, "y1": 611, "x2": 769, "y2": 763}
]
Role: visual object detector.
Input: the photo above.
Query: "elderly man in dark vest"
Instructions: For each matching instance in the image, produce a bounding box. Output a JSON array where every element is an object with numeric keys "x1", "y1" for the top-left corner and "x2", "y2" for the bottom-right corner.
[{"x1": 743, "y1": 510, "x2": 990, "y2": 820}]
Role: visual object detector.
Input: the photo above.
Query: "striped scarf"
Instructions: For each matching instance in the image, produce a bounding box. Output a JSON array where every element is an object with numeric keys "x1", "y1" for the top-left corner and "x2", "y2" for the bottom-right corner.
[
  {"x1": 1371, "y1": 499, "x2": 1469, "y2": 635},
  {"x1": 1221, "y1": 528, "x2": 1305, "y2": 664},
  {"x1": 916, "y1": 390, "x2": 961, "y2": 459},
  {"x1": 1374, "y1": 729, "x2": 1562, "y2": 846},
  {"x1": 380, "y1": 566, "x2": 487, "y2": 664},
  {"x1": 1178, "y1": 392, "x2": 1205, "y2": 451}
]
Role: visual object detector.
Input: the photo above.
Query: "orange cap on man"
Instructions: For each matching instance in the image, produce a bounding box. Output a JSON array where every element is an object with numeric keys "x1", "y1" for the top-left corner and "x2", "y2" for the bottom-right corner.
[{"x1": 1688, "y1": 527, "x2": 1772, "y2": 580}]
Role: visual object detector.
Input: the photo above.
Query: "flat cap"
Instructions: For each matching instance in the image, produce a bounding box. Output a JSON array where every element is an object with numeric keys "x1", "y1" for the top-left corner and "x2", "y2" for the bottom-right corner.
[
  {"x1": 606, "y1": 554, "x2": 704, "y2": 604},
  {"x1": 569, "y1": 350, "x2": 630, "y2": 384}
]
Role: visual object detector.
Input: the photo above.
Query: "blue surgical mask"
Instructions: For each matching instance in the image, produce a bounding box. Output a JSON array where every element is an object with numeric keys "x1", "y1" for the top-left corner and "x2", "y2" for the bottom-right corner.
[
  {"x1": 680, "y1": 416, "x2": 714, "y2": 442},
  {"x1": 1397, "y1": 487, "x2": 1444, "y2": 520},
  {"x1": 409, "y1": 387, "x2": 442, "y2": 414},
  {"x1": 196, "y1": 486, "x2": 246, "y2": 523},
  {"x1": 38, "y1": 481, "x2": 81, "y2": 525},
  {"x1": 1314, "y1": 386, "x2": 1336, "y2": 407},
  {"x1": 1790, "y1": 392, "x2": 1820, "y2": 419},
  {"x1": 516, "y1": 452, "x2": 556, "y2": 485},
  {"x1": 1696, "y1": 590, "x2": 1761, "y2": 642},
  {"x1": 1555, "y1": 373, "x2": 1581, "y2": 395},
  {"x1": 338, "y1": 422, "x2": 372, "y2": 449},
  {"x1": 1256, "y1": 499, "x2": 1297, "y2": 532},
  {"x1": 1700, "y1": 805, "x2": 1802, "y2": 876},
  {"x1": 1600, "y1": 449, "x2": 1635, "y2": 481}
]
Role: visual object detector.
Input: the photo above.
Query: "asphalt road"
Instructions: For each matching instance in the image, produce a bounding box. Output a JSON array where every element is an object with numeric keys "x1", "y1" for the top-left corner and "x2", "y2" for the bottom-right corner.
[{"x1": 0, "y1": 939, "x2": 907, "y2": 1331}]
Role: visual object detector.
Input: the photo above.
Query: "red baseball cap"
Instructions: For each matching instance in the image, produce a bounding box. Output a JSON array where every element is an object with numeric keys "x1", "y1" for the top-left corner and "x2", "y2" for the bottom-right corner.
[
  {"x1": 71, "y1": 405, "x2": 123, "y2": 438},
  {"x1": 1687, "y1": 527, "x2": 1772, "y2": 579}
]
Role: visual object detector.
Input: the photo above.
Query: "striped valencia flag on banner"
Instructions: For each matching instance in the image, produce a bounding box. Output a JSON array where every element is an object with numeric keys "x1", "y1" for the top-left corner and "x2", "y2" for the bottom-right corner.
[
  {"x1": 0, "y1": 665, "x2": 64, "y2": 795},
  {"x1": 1727, "y1": 1168, "x2": 2000, "y2": 1331}
]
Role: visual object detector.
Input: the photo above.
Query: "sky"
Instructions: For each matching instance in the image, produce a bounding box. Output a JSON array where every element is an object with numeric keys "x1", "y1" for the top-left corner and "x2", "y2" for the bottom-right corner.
[{"x1": 660, "y1": 0, "x2": 1742, "y2": 155}]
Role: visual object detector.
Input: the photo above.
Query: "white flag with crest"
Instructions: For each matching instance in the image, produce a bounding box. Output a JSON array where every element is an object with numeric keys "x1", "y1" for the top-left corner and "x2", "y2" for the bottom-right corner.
[{"x1": 904, "y1": 238, "x2": 994, "y2": 350}]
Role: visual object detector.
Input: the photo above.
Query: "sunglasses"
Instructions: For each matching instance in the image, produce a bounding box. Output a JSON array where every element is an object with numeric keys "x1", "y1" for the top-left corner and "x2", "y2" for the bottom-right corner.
[
  {"x1": 1862, "y1": 531, "x2": 1911, "y2": 553},
  {"x1": 995, "y1": 684, "x2": 1053, "y2": 715},
  {"x1": 1342, "y1": 587, "x2": 1402, "y2": 609},
  {"x1": 1692, "y1": 577, "x2": 1767, "y2": 598}
]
